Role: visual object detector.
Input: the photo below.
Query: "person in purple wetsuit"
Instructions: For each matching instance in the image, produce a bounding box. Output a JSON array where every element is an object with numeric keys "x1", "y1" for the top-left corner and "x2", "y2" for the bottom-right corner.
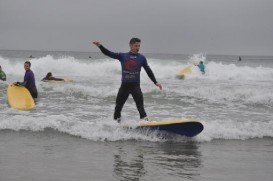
[
  {"x1": 93, "y1": 38, "x2": 162, "y2": 123},
  {"x1": 15, "y1": 61, "x2": 38, "y2": 98}
]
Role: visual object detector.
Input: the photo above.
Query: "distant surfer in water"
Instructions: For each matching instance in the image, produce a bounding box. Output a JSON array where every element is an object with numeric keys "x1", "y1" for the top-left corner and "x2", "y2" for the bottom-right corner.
[
  {"x1": 197, "y1": 61, "x2": 205, "y2": 74},
  {"x1": 0, "y1": 65, "x2": 7, "y2": 81},
  {"x1": 238, "y1": 56, "x2": 242, "y2": 61},
  {"x1": 14, "y1": 61, "x2": 38, "y2": 98},
  {"x1": 42, "y1": 72, "x2": 64, "y2": 81},
  {"x1": 29, "y1": 55, "x2": 34, "y2": 59},
  {"x1": 93, "y1": 38, "x2": 162, "y2": 123}
]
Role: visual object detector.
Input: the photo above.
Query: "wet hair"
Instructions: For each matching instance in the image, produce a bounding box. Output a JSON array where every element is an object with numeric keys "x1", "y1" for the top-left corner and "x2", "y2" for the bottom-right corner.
[
  {"x1": 200, "y1": 61, "x2": 203, "y2": 64},
  {"x1": 24, "y1": 61, "x2": 31, "y2": 67},
  {"x1": 129, "y1": 38, "x2": 141, "y2": 45},
  {"x1": 45, "y1": 72, "x2": 52, "y2": 79}
]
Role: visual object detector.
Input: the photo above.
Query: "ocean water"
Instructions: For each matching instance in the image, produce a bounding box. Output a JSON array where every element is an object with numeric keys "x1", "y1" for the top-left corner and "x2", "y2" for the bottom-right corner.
[{"x1": 0, "y1": 50, "x2": 273, "y2": 180}]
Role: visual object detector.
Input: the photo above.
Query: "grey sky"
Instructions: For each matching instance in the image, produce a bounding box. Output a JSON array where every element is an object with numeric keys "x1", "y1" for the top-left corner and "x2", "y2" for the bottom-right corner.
[{"x1": 0, "y1": 0, "x2": 273, "y2": 55}]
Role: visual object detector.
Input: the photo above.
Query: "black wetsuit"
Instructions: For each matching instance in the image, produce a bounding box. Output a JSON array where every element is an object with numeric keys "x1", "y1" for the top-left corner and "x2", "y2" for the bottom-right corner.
[
  {"x1": 42, "y1": 77, "x2": 64, "y2": 81},
  {"x1": 22, "y1": 69, "x2": 38, "y2": 98},
  {"x1": 98, "y1": 45, "x2": 158, "y2": 119}
]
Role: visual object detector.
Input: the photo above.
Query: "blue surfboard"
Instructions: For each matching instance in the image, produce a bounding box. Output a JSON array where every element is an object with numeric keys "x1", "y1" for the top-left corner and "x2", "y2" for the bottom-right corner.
[{"x1": 135, "y1": 120, "x2": 203, "y2": 137}]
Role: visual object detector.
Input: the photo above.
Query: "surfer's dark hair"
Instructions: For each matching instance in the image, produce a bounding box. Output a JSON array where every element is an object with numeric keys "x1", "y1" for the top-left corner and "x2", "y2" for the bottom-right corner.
[
  {"x1": 45, "y1": 72, "x2": 52, "y2": 79},
  {"x1": 130, "y1": 38, "x2": 141, "y2": 44},
  {"x1": 24, "y1": 61, "x2": 31, "y2": 67}
]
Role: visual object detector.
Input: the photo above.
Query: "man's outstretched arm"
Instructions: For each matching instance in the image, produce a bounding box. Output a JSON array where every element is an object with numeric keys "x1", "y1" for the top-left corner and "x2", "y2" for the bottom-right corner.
[
  {"x1": 143, "y1": 58, "x2": 162, "y2": 90},
  {"x1": 93, "y1": 41, "x2": 121, "y2": 60}
]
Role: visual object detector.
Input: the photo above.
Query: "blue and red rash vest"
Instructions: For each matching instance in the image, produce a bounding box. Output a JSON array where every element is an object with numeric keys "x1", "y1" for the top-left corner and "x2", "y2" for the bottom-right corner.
[{"x1": 99, "y1": 45, "x2": 157, "y2": 84}]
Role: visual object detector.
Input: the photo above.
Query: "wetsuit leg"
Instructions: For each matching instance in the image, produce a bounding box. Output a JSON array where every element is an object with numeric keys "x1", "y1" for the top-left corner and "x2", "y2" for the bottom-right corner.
[
  {"x1": 114, "y1": 84, "x2": 130, "y2": 120},
  {"x1": 131, "y1": 84, "x2": 147, "y2": 119},
  {"x1": 28, "y1": 87, "x2": 38, "y2": 98},
  {"x1": 52, "y1": 78, "x2": 65, "y2": 81}
]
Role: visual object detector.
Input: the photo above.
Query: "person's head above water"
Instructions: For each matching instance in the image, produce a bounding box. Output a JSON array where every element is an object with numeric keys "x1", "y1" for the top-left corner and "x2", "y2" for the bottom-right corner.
[
  {"x1": 199, "y1": 61, "x2": 203, "y2": 64},
  {"x1": 45, "y1": 72, "x2": 52, "y2": 79},
  {"x1": 0, "y1": 65, "x2": 2, "y2": 71},
  {"x1": 129, "y1": 38, "x2": 141, "y2": 54},
  {"x1": 24, "y1": 61, "x2": 31, "y2": 71}
]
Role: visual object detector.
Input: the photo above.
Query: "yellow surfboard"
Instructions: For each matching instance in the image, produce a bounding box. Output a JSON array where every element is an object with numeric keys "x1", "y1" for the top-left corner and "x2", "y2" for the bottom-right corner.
[
  {"x1": 7, "y1": 84, "x2": 35, "y2": 110},
  {"x1": 177, "y1": 65, "x2": 194, "y2": 79}
]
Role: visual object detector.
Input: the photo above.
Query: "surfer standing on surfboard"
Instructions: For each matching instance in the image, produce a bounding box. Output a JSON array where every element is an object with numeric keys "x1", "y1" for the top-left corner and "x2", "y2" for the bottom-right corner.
[
  {"x1": 93, "y1": 38, "x2": 162, "y2": 123},
  {"x1": 14, "y1": 61, "x2": 38, "y2": 98}
]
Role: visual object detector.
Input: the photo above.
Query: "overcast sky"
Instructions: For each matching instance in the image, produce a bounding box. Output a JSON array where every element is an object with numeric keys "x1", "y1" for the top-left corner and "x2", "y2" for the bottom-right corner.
[{"x1": 0, "y1": 0, "x2": 273, "y2": 55}]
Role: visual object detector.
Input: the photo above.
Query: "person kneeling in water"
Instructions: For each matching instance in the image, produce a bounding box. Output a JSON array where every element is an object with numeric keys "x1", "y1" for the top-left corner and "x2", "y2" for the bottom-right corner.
[
  {"x1": 14, "y1": 61, "x2": 38, "y2": 98},
  {"x1": 42, "y1": 72, "x2": 64, "y2": 81}
]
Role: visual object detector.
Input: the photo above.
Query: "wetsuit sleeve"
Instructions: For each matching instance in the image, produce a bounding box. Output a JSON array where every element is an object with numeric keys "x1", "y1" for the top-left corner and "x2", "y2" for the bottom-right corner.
[
  {"x1": 0, "y1": 72, "x2": 6, "y2": 81},
  {"x1": 3, "y1": 72, "x2": 6, "y2": 81},
  {"x1": 98, "y1": 45, "x2": 121, "y2": 60},
  {"x1": 19, "y1": 72, "x2": 31, "y2": 86},
  {"x1": 21, "y1": 74, "x2": 29, "y2": 86},
  {"x1": 142, "y1": 57, "x2": 158, "y2": 84}
]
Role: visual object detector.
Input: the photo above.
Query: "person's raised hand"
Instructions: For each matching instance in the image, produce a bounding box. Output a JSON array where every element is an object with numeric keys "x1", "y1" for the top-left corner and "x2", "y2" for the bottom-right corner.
[
  {"x1": 13, "y1": 82, "x2": 20, "y2": 86},
  {"x1": 93, "y1": 41, "x2": 101, "y2": 47},
  {"x1": 156, "y1": 83, "x2": 162, "y2": 90}
]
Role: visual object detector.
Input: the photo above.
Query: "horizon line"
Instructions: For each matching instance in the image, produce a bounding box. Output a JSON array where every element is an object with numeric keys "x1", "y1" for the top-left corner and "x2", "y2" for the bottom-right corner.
[{"x1": 0, "y1": 48, "x2": 273, "y2": 57}]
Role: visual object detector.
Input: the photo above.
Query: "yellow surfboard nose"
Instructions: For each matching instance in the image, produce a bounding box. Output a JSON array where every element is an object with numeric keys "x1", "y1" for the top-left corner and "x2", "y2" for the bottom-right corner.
[{"x1": 7, "y1": 84, "x2": 35, "y2": 110}]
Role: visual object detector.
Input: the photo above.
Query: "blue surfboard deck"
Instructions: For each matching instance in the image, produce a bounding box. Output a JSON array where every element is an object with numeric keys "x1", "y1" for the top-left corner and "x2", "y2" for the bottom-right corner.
[{"x1": 135, "y1": 120, "x2": 203, "y2": 137}]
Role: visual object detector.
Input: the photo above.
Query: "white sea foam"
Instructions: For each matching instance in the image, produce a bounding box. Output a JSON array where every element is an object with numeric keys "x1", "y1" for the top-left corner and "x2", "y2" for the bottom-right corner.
[
  {"x1": 1, "y1": 55, "x2": 273, "y2": 81},
  {"x1": 1, "y1": 54, "x2": 273, "y2": 142},
  {"x1": 198, "y1": 118, "x2": 273, "y2": 142},
  {"x1": 1, "y1": 112, "x2": 272, "y2": 142}
]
